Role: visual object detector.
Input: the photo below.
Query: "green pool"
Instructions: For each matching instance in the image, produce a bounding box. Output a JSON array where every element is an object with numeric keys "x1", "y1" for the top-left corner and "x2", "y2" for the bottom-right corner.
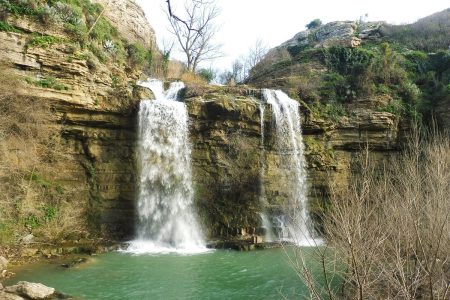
[{"x1": 6, "y1": 248, "x2": 332, "y2": 299}]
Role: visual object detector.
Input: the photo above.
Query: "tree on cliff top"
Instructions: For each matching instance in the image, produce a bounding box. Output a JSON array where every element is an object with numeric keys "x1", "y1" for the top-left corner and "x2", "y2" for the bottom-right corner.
[
  {"x1": 306, "y1": 18, "x2": 322, "y2": 29},
  {"x1": 166, "y1": 0, "x2": 222, "y2": 72}
]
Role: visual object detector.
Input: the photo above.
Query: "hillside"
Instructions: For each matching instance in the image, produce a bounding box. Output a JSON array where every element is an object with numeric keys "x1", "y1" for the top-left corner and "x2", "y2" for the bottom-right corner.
[
  {"x1": 381, "y1": 8, "x2": 450, "y2": 52},
  {"x1": 247, "y1": 12, "x2": 450, "y2": 130}
]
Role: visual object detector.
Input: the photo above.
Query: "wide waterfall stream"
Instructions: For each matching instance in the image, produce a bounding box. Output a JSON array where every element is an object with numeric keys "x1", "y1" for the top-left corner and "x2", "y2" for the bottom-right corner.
[{"x1": 126, "y1": 79, "x2": 206, "y2": 254}]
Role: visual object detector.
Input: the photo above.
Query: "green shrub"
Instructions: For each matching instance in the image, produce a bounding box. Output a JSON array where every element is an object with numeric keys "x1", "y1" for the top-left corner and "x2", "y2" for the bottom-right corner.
[
  {"x1": 287, "y1": 44, "x2": 309, "y2": 57},
  {"x1": 1, "y1": 0, "x2": 40, "y2": 16},
  {"x1": 63, "y1": 22, "x2": 87, "y2": 43},
  {"x1": 380, "y1": 98, "x2": 404, "y2": 115},
  {"x1": 87, "y1": 42, "x2": 107, "y2": 63},
  {"x1": 41, "y1": 205, "x2": 56, "y2": 223},
  {"x1": 24, "y1": 214, "x2": 40, "y2": 229},
  {"x1": 26, "y1": 34, "x2": 65, "y2": 48},
  {"x1": 0, "y1": 20, "x2": 20, "y2": 32},
  {"x1": 319, "y1": 72, "x2": 349, "y2": 102},
  {"x1": 306, "y1": 18, "x2": 322, "y2": 29},
  {"x1": 127, "y1": 43, "x2": 147, "y2": 66},
  {"x1": 25, "y1": 76, "x2": 69, "y2": 91},
  {"x1": 323, "y1": 46, "x2": 375, "y2": 76},
  {"x1": 197, "y1": 68, "x2": 215, "y2": 83},
  {"x1": 310, "y1": 101, "x2": 347, "y2": 122},
  {"x1": 89, "y1": 16, "x2": 117, "y2": 41}
]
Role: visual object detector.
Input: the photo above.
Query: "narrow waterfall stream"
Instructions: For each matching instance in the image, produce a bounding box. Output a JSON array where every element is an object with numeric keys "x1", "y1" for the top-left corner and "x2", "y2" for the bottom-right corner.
[
  {"x1": 126, "y1": 79, "x2": 207, "y2": 254},
  {"x1": 258, "y1": 103, "x2": 275, "y2": 242},
  {"x1": 262, "y1": 89, "x2": 319, "y2": 246}
]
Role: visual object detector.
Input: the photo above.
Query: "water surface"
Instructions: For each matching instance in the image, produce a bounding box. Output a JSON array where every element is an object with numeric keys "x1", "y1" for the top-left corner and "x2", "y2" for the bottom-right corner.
[{"x1": 7, "y1": 248, "x2": 328, "y2": 299}]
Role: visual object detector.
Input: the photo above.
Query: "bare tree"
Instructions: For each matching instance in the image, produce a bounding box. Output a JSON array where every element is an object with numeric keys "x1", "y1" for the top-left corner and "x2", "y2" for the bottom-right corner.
[
  {"x1": 219, "y1": 40, "x2": 268, "y2": 85},
  {"x1": 286, "y1": 128, "x2": 450, "y2": 299},
  {"x1": 166, "y1": 0, "x2": 222, "y2": 72},
  {"x1": 243, "y1": 39, "x2": 269, "y2": 78}
]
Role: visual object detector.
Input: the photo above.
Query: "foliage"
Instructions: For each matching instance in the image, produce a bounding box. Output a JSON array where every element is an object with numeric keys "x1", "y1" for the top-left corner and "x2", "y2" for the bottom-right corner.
[
  {"x1": 26, "y1": 34, "x2": 65, "y2": 48},
  {"x1": 319, "y1": 73, "x2": 349, "y2": 102},
  {"x1": 379, "y1": 98, "x2": 404, "y2": 115},
  {"x1": 197, "y1": 68, "x2": 215, "y2": 83},
  {"x1": 0, "y1": 20, "x2": 19, "y2": 32},
  {"x1": 25, "y1": 76, "x2": 69, "y2": 90},
  {"x1": 127, "y1": 43, "x2": 148, "y2": 66},
  {"x1": 306, "y1": 18, "x2": 322, "y2": 29},
  {"x1": 287, "y1": 44, "x2": 309, "y2": 57},
  {"x1": 0, "y1": 0, "x2": 40, "y2": 16},
  {"x1": 63, "y1": 22, "x2": 87, "y2": 43},
  {"x1": 309, "y1": 100, "x2": 347, "y2": 122},
  {"x1": 323, "y1": 46, "x2": 374, "y2": 76}
]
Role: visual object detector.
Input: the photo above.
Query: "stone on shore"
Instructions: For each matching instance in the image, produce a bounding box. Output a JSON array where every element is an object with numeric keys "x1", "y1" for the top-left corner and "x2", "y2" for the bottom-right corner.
[{"x1": 5, "y1": 281, "x2": 55, "y2": 300}]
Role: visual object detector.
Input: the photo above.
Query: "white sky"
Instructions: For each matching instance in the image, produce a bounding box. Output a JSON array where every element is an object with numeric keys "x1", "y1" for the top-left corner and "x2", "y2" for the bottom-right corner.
[{"x1": 136, "y1": 0, "x2": 449, "y2": 70}]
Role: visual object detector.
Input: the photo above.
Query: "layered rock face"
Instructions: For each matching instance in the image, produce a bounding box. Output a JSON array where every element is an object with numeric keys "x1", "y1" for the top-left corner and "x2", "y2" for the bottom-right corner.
[{"x1": 0, "y1": 29, "x2": 140, "y2": 239}]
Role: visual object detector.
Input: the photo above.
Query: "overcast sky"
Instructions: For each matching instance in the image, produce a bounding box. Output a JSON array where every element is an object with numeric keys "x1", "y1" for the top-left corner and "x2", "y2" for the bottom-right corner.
[{"x1": 136, "y1": 0, "x2": 449, "y2": 70}]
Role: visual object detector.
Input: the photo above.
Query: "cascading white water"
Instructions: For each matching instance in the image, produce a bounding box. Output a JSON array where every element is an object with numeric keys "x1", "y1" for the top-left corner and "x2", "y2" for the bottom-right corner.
[
  {"x1": 126, "y1": 79, "x2": 207, "y2": 254},
  {"x1": 258, "y1": 103, "x2": 275, "y2": 242},
  {"x1": 262, "y1": 89, "x2": 319, "y2": 246}
]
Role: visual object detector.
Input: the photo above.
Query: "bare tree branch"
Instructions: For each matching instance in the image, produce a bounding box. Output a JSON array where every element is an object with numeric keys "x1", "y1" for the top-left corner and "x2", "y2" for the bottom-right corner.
[{"x1": 166, "y1": 0, "x2": 222, "y2": 72}]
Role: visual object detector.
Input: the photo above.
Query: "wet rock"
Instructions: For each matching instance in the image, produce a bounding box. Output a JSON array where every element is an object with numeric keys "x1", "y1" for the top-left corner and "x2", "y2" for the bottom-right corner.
[
  {"x1": 61, "y1": 258, "x2": 88, "y2": 269},
  {"x1": 5, "y1": 281, "x2": 55, "y2": 300}
]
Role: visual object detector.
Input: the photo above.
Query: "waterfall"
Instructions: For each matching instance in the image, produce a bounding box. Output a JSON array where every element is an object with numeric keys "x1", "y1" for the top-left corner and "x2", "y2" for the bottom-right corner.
[
  {"x1": 126, "y1": 79, "x2": 207, "y2": 254},
  {"x1": 258, "y1": 103, "x2": 275, "y2": 242},
  {"x1": 262, "y1": 89, "x2": 319, "y2": 246}
]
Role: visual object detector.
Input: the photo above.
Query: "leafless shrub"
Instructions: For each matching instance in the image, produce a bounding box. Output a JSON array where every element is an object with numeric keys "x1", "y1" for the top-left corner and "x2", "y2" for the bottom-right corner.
[{"x1": 288, "y1": 127, "x2": 450, "y2": 299}]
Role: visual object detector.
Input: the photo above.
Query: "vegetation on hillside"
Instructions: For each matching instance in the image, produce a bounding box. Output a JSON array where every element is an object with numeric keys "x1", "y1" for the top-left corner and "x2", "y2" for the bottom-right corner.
[
  {"x1": 250, "y1": 38, "x2": 449, "y2": 125},
  {"x1": 381, "y1": 8, "x2": 450, "y2": 52}
]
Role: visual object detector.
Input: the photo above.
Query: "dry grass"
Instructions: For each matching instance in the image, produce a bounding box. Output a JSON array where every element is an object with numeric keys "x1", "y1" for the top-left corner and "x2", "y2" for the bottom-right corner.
[
  {"x1": 0, "y1": 63, "x2": 87, "y2": 244},
  {"x1": 289, "y1": 128, "x2": 450, "y2": 299},
  {"x1": 180, "y1": 71, "x2": 208, "y2": 85}
]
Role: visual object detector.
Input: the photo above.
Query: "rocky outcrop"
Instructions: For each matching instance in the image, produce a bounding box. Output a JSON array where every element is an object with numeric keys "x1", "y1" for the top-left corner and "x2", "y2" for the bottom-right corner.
[
  {"x1": 91, "y1": 0, "x2": 156, "y2": 48},
  {"x1": 279, "y1": 21, "x2": 382, "y2": 51}
]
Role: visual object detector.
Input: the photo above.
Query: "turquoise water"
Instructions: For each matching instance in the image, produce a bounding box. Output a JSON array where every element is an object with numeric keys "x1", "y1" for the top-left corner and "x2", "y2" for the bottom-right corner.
[{"x1": 7, "y1": 248, "x2": 328, "y2": 299}]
